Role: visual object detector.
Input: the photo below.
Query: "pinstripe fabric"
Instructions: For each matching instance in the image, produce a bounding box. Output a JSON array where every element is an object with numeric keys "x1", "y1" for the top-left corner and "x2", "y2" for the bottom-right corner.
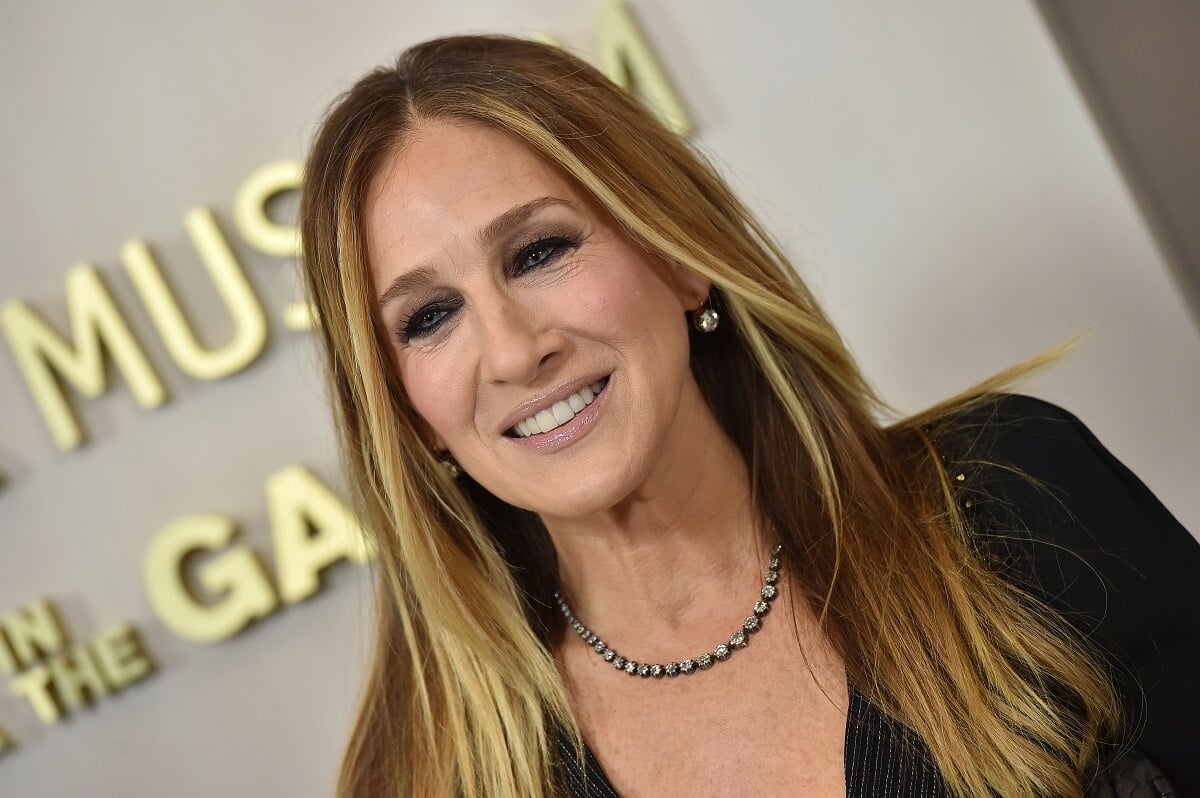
[
  {"x1": 556, "y1": 728, "x2": 622, "y2": 798},
  {"x1": 555, "y1": 684, "x2": 951, "y2": 797},
  {"x1": 843, "y1": 684, "x2": 950, "y2": 798}
]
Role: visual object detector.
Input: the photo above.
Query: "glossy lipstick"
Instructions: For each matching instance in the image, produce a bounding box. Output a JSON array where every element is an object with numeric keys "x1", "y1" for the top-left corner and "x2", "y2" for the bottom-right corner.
[{"x1": 505, "y1": 375, "x2": 611, "y2": 453}]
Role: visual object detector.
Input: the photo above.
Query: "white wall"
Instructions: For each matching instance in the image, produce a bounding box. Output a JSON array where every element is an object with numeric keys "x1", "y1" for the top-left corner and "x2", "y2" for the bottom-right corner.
[{"x1": 0, "y1": 2, "x2": 1195, "y2": 795}]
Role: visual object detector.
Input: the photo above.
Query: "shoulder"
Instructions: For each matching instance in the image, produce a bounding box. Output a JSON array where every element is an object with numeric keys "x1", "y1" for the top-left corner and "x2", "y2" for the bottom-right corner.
[
  {"x1": 931, "y1": 392, "x2": 1200, "y2": 794},
  {"x1": 933, "y1": 392, "x2": 1193, "y2": 551},
  {"x1": 928, "y1": 393, "x2": 1153, "y2": 635},
  {"x1": 934, "y1": 391, "x2": 1128, "y2": 476},
  {"x1": 929, "y1": 391, "x2": 1199, "y2": 615}
]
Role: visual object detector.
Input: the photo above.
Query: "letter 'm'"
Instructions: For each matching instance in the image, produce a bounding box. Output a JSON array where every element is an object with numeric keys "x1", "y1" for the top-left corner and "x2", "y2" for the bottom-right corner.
[{"x1": 1, "y1": 265, "x2": 166, "y2": 450}]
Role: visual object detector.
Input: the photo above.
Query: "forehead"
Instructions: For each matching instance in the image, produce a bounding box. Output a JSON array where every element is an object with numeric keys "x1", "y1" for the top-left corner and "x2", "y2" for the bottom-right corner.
[{"x1": 364, "y1": 120, "x2": 582, "y2": 287}]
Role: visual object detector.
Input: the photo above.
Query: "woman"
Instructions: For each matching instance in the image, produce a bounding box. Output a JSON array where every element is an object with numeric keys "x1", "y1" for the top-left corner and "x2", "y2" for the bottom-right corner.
[{"x1": 300, "y1": 35, "x2": 1198, "y2": 796}]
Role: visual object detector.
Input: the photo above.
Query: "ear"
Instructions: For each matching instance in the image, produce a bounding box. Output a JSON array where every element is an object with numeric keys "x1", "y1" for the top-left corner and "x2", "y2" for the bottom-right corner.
[{"x1": 666, "y1": 261, "x2": 712, "y2": 311}]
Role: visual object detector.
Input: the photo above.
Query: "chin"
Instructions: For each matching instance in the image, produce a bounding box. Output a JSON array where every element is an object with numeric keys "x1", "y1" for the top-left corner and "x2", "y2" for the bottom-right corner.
[{"x1": 526, "y1": 468, "x2": 640, "y2": 520}]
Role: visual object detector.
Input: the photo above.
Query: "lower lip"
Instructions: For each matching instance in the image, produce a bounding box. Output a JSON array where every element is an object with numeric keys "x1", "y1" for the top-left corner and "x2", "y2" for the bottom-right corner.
[{"x1": 507, "y1": 377, "x2": 612, "y2": 453}]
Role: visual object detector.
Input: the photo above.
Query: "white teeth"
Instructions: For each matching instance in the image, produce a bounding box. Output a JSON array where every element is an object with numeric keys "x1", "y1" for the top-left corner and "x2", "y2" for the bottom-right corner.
[
  {"x1": 512, "y1": 378, "x2": 608, "y2": 438},
  {"x1": 551, "y1": 401, "x2": 573, "y2": 425}
]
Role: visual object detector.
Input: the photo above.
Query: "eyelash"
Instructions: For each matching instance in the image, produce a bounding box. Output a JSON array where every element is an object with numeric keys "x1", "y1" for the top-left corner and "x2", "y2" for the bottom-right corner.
[{"x1": 398, "y1": 235, "x2": 579, "y2": 343}]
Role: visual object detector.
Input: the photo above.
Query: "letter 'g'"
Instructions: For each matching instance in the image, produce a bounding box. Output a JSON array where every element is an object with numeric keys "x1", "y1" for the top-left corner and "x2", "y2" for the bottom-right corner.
[{"x1": 144, "y1": 513, "x2": 279, "y2": 643}]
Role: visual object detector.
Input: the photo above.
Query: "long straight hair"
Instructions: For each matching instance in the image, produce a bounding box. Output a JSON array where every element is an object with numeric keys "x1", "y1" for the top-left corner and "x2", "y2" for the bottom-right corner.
[{"x1": 300, "y1": 35, "x2": 1119, "y2": 797}]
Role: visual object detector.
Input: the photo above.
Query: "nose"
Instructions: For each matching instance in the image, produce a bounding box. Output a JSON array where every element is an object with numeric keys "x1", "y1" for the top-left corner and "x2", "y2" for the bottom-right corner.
[{"x1": 475, "y1": 292, "x2": 561, "y2": 385}]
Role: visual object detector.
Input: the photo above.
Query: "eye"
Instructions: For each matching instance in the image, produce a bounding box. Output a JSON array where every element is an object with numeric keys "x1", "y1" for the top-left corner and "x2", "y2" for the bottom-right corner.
[
  {"x1": 399, "y1": 298, "x2": 461, "y2": 343},
  {"x1": 513, "y1": 236, "x2": 576, "y2": 275}
]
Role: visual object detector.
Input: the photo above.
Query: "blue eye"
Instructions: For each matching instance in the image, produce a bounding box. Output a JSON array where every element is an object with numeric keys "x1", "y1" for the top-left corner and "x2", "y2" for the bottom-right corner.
[
  {"x1": 400, "y1": 300, "x2": 460, "y2": 342},
  {"x1": 514, "y1": 237, "x2": 575, "y2": 275}
]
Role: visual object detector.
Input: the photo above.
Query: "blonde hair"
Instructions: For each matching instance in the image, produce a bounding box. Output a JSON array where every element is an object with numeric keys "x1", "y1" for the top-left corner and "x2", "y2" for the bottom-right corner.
[{"x1": 300, "y1": 35, "x2": 1119, "y2": 797}]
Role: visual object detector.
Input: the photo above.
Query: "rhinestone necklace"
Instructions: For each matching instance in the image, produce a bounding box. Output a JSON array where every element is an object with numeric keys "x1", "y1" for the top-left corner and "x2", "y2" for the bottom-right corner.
[{"x1": 554, "y1": 544, "x2": 782, "y2": 678}]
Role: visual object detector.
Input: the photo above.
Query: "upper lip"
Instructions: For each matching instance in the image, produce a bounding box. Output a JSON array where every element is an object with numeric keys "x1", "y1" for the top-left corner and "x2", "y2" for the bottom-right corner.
[{"x1": 498, "y1": 372, "x2": 610, "y2": 435}]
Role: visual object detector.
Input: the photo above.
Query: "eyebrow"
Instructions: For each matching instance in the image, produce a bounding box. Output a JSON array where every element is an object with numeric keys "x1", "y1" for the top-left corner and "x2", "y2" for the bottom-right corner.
[{"x1": 375, "y1": 195, "x2": 575, "y2": 312}]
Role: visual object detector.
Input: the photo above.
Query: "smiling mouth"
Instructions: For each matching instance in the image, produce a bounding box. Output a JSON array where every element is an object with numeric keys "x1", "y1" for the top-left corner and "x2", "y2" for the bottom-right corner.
[{"x1": 506, "y1": 376, "x2": 611, "y2": 438}]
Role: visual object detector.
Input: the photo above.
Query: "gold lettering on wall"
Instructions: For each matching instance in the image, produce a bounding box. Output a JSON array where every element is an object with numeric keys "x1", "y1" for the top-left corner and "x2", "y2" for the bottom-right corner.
[
  {"x1": 8, "y1": 631, "x2": 155, "y2": 724},
  {"x1": 0, "y1": 625, "x2": 18, "y2": 676},
  {"x1": 3, "y1": 601, "x2": 154, "y2": 726},
  {"x1": 142, "y1": 465, "x2": 371, "y2": 642},
  {"x1": 268, "y1": 465, "x2": 371, "y2": 604},
  {"x1": 234, "y1": 161, "x2": 301, "y2": 259},
  {"x1": 234, "y1": 160, "x2": 316, "y2": 331},
  {"x1": 90, "y1": 624, "x2": 154, "y2": 692},
  {"x1": 121, "y1": 208, "x2": 268, "y2": 380},
  {"x1": 1, "y1": 598, "x2": 66, "y2": 672},
  {"x1": 9, "y1": 666, "x2": 59, "y2": 724},
  {"x1": 46, "y1": 643, "x2": 111, "y2": 718},
  {"x1": 596, "y1": 0, "x2": 691, "y2": 136},
  {"x1": 0, "y1": 265, "x2": 167, "y2": 451},
  {"x1": 143, "y1": 513, "x2": 279, "y2": 644}
]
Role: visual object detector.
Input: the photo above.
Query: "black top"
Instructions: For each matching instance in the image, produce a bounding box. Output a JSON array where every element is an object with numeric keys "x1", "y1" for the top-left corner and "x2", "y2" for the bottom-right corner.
[{"x1": 556, "y1": 394, "x2": 1200, "y2": 796}]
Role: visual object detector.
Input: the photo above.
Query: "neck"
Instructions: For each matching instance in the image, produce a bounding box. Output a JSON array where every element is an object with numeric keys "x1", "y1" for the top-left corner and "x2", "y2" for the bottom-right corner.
[{"x1": 541, "y1": 378, "x2": 773, "y2": 660}]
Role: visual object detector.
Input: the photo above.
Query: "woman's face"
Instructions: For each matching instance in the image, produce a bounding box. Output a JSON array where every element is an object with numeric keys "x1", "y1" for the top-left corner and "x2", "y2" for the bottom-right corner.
[{"x1": 366, "y1": 120, "x2": 709, "y2": 518}]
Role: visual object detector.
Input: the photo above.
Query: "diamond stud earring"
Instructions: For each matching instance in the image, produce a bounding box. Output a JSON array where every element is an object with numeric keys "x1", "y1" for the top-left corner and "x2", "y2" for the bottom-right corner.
[
  {"x1": 438, "y1": 454, "x2": 461, "y2": 478},
  {"x1": 693, "y1": 297, "x2": 719, "y2": 333}
]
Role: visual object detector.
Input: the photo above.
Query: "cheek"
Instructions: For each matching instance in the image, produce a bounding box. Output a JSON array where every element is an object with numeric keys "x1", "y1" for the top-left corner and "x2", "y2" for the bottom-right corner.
[
  {"x1": 572, "y1": 254, "x2": 682, "y2": 340},
  {"x1": 398, "y1": 354, "x2": 472, "y2": 444}
]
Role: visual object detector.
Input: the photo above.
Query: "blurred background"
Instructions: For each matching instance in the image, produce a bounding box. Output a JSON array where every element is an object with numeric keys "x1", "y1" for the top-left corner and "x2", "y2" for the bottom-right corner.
[{"x1": 1, "y1": 1, "x2": 1196, "y2": 795}]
